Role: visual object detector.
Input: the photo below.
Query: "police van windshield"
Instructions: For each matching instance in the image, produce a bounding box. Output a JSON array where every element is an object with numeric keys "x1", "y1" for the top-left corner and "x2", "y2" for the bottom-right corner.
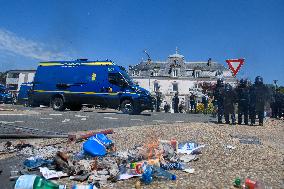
[{"x1": 120, "y1": 72, "x2": 134, "y2": 85}]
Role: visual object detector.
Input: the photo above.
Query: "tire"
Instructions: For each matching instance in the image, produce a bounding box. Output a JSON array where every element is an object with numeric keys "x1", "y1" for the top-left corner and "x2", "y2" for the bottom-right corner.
[
  {"x1": 51, "y1": 97, "x2": 66, "y2": 111},
  {"x1": 69, "y1": 104, "x2": 82, "y2": 111},
  {"x1": 120, "y1": 99, "x2": 141, "y2": 115}
]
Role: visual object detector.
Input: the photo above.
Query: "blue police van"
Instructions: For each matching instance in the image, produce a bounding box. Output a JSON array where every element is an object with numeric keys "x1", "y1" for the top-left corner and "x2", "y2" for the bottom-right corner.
[
  {"x1": 29, "y1": 59, "x2": 153, "y2": 114},
  {"x1": 18, "y1": 82, "x2": 33, "y2": 106},
  {"x1": 0, "y1": 84, "x2": 13, "y2": 104}
]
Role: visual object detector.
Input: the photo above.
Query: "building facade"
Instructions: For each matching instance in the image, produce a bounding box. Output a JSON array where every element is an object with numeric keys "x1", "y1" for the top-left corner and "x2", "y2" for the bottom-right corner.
[
  {"x1": 129, "y1": 50, "x2": 237, "y2": 109},
  {"x1": 6, "y1": 70, "x2": 36, "y2": 93}
]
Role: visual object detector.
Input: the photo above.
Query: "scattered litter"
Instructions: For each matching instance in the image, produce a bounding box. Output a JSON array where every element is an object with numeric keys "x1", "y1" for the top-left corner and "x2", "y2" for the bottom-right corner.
[
  {"x1": 39, "y1": 167, "x2": 68, "y2": 179},
  {"x1": 177, "y1": 142, "x2": 205, "y2": 154},
  {"x1": 20, "y1": 145, "x2": 61, "y2": 159},
  {"x1": 12, "y1": 130, "x2": 206, "y2": 188},
  {"x1": 83, "y1": 134, "x2": 113, "y2": 157},
  {"x1": 225, "y1": 145, "x2": 236, "y2": 150},
  {"x1": 183, "y1": 168, "x2": 195, "y2": 174},
  {"x1": 23, "y1": 156, "x2": 53, "y2": 169},
  {"x1": 62, "y1": 119, "x2": 70, "y2": 123},
  {"x1": 230, "y1": 134, "x2": 262, "y2": 145},
  {"x1": 180, "y1": 154, "x2": 197, "y2": 162}
]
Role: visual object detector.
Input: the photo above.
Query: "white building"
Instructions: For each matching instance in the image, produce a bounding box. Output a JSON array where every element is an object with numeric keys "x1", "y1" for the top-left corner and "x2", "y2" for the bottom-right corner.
[
  {"x1": 6, "y1": 70, "x2": 36, "y2": 93},
  {"x1": 129, "y1": 50, "x2": 237, "y2": 107}
]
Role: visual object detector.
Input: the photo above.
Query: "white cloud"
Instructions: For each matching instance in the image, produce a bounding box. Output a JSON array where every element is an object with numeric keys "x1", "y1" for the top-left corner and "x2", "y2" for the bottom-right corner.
[{"x1": 0, "y1": 28, "x2": 71, "y2": 61}]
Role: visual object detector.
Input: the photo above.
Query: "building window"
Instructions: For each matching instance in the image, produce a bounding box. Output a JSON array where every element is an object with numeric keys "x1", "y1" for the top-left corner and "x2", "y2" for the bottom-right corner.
[
  {"x1": 173, "y1": 69, "x2": 178, "y2": 77},
  {"x1": 153, "y1": 70, "x2": 159, "y2": 76},
  {"x1": 132, "y1": 70, "x2": 140, "y2": 76},
  {"x1": 195, "y1": 71, "x2": 201, "y2": 78},
  {"x1": 172, "y1": 82, "x2": 178, "y2": 92}
]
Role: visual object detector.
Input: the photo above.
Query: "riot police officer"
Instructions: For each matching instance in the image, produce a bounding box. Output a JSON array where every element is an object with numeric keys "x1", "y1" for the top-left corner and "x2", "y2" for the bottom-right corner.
[
  {"x1": 275, "y1": 88, "x2": 283, "y2": 119},
  {"x1": 156, "y1": 92, "x2": 162, "y2": 112},
  {"x1": 173, "y1": 92, "x2": 179, "y2": 113},
  {"x1": 213, "y1": 78, "x2": 225, "y2": 123},
  {"x1": 249, "y1": 76, "x2": 269, "y2": 126},
  {"x1": 236, "y1": 79, "x2": 250, "y2": 125},
  {"x1": 223, "y1": 83, "x2": 237, "y2": 124}
]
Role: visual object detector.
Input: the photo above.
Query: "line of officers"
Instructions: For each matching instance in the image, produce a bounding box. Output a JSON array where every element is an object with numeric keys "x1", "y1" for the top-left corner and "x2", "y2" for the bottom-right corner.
[{"x1": 213, "y1": 76, "x2": 283, "y2": 126}]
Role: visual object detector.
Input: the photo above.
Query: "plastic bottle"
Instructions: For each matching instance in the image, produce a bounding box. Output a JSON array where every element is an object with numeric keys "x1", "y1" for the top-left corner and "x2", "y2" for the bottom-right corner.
[
  {"x1": 160, "y1": 162, "x2": 185, "y2": 170},
  {"x1": 152, "y1": 166, "x2": 176, "y2": 180},
  {"x1": 71, "y1": 184, "x2": 94, "y2": 189},
  {"x1": 141, "y1": 165, "x2": 153, "y2": 184},
  {"x1": 14, "y1": 175, "x2": 66, "y2": 189}
]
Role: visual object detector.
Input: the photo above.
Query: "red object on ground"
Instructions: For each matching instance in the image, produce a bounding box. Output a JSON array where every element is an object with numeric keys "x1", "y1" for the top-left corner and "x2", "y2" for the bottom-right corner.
[
  {"x1": 226, "y1": 58, "x2": 245, "y2": 76},
  {"x1": 245, "y1": 178, "x2": 256, "y2": 189}
]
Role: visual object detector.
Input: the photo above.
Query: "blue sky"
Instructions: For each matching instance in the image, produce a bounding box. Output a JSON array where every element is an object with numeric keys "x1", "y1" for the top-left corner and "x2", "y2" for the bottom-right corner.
[{"x1": 0, "y1": 0, "x2": 283, "y2": 84}]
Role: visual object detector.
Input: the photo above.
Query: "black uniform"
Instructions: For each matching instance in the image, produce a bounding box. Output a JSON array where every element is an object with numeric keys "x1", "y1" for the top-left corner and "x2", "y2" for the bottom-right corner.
[
  {"x1": 275, "y1": 89, "x2": 284, "y2": 118},
  {"x1": 213, "y1": 79, "x2": 225, "y2": 123},
  {"x1": 249, "y1": 76, "x2": 269, "y2": 126},
  {"x1": 189, "y1": 94, "x2": 196, "y2": 113},
  {"x1": 173, "y1": 93, "x2": 179, "y2": 113},
  {"x1": 223, "y1": 84, "x2": 237, "y2": 124},
  {"x1": 156, "y1": 92, "x2": 162, "y2": 112},
  {"x1": 236, "y1": 79, "x2": 250, "y2": 125}
]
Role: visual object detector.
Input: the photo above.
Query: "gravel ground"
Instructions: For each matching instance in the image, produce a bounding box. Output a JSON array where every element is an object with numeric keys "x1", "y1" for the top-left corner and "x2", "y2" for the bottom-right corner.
[{"x1": 0, "y1": 118, "x2": 283, "y2": 189}]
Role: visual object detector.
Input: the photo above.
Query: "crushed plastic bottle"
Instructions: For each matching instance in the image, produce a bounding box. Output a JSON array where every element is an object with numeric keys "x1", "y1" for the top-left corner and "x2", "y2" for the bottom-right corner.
[
  {"x1": 14, "y1": 175, "x2": 66, "y2": 189},
  {"x1": 160, "y1": 162, "x2": 185, "y2": 170},
  {"x1": 152, "y1": 165, "x2": 176, "y2": 180}
]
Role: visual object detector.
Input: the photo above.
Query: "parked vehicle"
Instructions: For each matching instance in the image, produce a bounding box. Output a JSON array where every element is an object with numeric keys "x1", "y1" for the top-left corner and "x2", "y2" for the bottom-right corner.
[
  {"x1": 0, "y1": 85, "x2": 14, "y2": 104},
  {"x1": 18, "y1": 82, "x2": 33, "y2": 106},
  {"x1": 29, "y1": 59, "x2": 153, "y2": 114}
]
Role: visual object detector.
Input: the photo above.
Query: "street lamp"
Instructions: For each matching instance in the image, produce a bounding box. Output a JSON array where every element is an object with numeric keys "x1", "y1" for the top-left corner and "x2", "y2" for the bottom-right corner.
[
  {"x1": 273, "y1": 80, "x2": 278, "y2": 89},
  {"x1": 143, "y1": 50, "x2": 152, "y2": 91}
]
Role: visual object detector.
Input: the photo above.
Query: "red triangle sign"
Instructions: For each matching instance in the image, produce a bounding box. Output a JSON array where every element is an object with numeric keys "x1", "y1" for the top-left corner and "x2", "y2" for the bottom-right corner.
[{"x1": 226, "y1": 58, "x2": 245, "y2": 76}]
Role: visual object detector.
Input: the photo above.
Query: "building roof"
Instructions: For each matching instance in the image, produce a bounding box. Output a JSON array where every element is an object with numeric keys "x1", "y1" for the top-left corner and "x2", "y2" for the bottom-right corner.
[
  {"x1": 168, "y1": 53, "x2": 184, "y2": 59},
  {"x1": 7, "y1": 70, "x2": 36, "y2": 73}
]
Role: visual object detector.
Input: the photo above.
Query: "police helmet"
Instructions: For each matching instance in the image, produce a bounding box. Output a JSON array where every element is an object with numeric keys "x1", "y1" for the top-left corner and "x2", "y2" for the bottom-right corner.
[
  {"x1": 255, "y1": 76, "x2": 263, "y2": 85},
  {"x1": 217, "y1": 78, "x2": 224, "y2": 86},
  {"x1": 225, "y1": 83, "x2": 232, "y2": 92}
]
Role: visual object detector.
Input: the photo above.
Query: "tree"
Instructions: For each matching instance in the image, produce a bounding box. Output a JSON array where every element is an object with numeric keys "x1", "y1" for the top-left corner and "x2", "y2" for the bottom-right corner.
[
  {"x1": 0, "y1": 72, "x2": 7, "y2": 85},
  {"x1": 200, "y1": 82, "x2": 215, "y2": 96}
]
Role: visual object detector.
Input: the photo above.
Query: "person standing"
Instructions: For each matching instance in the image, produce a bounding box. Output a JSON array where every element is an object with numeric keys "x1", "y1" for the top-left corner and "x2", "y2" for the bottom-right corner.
[
  {"x1": 223, "y1": 83, "x2": 237, "y2": 124},
  {"x1": 173, "y1": 92, "x2": 180, "y2": 113},
  {"x1": 202, "y1": 95, "x2": 209, "y2": 114},
  {"x1": 236, "y1": 79, "x2": 250, "y2": 125},
  {"x1": 213, "y1": 78, "x2": 225, "y2": 123},
  {"x1": 189, "y1": 93, "x2": 196, "y2": 113},
  {"x1": 249, "y1": 76, "x2": 269, "y2": 126},
  {"x1": 275, "y1": 88, "x2": 284, "y2": 119},
  {"x1": 164, "y1": 101, "x2": 170, "y2": 113}
]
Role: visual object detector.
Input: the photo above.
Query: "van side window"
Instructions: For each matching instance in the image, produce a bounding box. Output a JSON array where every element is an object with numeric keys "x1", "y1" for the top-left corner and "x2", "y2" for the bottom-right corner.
[{"x1": 108, "y1": 73, "x2": 124, "y2": 86}]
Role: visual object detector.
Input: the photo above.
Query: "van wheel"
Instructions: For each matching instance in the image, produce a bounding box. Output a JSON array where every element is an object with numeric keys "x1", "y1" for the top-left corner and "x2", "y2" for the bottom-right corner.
[
  {"x1": 121, "y1": 99, "x2": 141, "y2": 115},
  {"x1": 51, "y1": 97, "x2": 66, "y2": 111},
  {"x1": 121, "y1": 100, "x2": 134, "y2": 114},
  {"x1": 69, "y1": 104, "x2": 82, "y2": 111}
]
